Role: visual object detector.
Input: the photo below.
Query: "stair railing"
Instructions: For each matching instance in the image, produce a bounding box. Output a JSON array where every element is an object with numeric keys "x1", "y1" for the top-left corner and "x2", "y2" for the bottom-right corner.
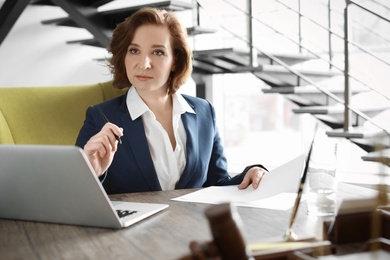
[
  {"x1": 343, "y1": 0, "x2": 390, "y2": 132},
  {"x1": 214, "y1": 0, "x2": 390, "y2": 110},
  {"x1": 197, "y1": 0, "x2": 390, "y2": 136},
  {"x1": 327, "y1": 1, "x2": 390, "y2": 52},
  {"x1": 343, "y1": 2, "x2": 352, "y2": 132},
  {"x1": 272, "y1": 0, "x2": 390, "y2": 105}
]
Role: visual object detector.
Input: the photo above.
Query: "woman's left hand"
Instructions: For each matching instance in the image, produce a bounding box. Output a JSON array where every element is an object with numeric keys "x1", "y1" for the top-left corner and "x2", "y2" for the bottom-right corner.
[{"x1": 238, "y1": 167, "x2": 267, "y2": 189}]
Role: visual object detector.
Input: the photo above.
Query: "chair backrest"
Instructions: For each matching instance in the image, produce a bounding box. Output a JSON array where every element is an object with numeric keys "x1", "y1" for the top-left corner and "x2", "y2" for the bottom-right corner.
[
  {"x1": 0, "y1": 109, "x2": 14, "y2": 144},
  {"x1": 0, "y1": 82, "x2": 126, "y2": 145}
]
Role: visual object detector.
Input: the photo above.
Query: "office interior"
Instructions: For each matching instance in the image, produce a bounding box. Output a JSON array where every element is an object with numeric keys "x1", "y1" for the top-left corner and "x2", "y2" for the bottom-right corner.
[{"x1": 0, "y1": 1, "x2": 389, "y2": 192}]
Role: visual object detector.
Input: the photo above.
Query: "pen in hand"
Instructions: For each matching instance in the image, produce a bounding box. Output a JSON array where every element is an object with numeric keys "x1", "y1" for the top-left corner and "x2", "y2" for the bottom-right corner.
[{"x1": 96, "y1": 107, "x2": 122, "y2": 145}]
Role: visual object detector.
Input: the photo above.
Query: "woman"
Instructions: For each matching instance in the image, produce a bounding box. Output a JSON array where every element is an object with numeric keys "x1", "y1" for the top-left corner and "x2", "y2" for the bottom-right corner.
[{"x1": 76, "y1": 7, "x2": 267, "y2": 194}]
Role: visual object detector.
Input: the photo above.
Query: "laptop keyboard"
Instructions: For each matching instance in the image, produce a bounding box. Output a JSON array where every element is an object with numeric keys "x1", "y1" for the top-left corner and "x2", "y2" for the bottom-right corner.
[{"x1": 116, "y1": 209, "x2": 138, "y2": 218}]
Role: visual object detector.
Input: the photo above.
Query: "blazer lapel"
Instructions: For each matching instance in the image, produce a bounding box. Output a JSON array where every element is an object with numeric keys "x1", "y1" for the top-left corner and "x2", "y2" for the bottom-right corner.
[
  {"x1": 176, "y1": 111, "x2": 199, "y2": 188},
  {"x1": 119, "y1": 100, "x2": 162, "y2": 191}
]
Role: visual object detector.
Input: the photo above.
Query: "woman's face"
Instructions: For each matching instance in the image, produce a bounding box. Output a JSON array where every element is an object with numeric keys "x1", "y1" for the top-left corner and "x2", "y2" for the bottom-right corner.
[{"x1": 124, "y1": 24, "x2": 175, "y2": 95}]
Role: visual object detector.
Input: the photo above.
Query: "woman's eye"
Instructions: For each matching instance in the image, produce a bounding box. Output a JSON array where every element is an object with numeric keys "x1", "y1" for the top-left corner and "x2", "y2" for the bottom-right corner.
[
  {"x1": 129, "y1": 48, "x2": 139, "y2": 54},
  {"x1": 153, "y1": 50, "x2": 164, "y2": 56}
]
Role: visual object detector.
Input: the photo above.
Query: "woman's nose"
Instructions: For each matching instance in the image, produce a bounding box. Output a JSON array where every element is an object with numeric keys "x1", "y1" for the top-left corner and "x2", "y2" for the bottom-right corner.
[{"x1": 138, "y1": 55, "x2": 151, "y2": 70}]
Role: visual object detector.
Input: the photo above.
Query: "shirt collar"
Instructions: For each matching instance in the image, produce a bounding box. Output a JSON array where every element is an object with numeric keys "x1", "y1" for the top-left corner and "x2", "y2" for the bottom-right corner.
[
  {"x1": 173, "y1": 91, "x2": 196, "y2": 115},
  {"x1": 126, "y1": 87, "x2": 195, "y2": 120},
  {"x1": 126, "y1": 87, "x2": 149, "y2": 120}
]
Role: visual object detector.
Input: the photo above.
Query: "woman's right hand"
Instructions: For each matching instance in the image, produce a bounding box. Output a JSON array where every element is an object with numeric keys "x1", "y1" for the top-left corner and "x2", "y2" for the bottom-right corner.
[{"x1": 83, "y1": 123, "x2": 123, "y2": 177}]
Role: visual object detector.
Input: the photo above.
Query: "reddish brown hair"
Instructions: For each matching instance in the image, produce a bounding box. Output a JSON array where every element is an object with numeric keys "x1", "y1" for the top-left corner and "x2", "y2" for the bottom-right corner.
[{"x1": 108, "y1": 7, "x2": 192, "y2": 94}]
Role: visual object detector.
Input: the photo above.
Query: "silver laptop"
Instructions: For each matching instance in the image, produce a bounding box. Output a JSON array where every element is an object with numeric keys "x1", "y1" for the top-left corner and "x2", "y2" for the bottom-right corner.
[{"x1": 0, "y1": 145, "x2": 168, "y2": 229}]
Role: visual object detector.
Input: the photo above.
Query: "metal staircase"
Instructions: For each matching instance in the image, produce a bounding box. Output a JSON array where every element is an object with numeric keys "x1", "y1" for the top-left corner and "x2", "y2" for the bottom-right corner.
[
  {"x1": 194, "y1": 0, "x2": 390, "y2": 169},
  {"x1": 0, "y1": 0, "x2": 389, "y2": 169}
]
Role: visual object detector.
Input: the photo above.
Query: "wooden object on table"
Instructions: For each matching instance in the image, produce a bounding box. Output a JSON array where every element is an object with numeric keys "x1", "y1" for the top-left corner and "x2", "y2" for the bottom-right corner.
[
  {"x1": 205, "y1": 203, "x2": 252, "y2": 260},
  {"x1": 180, "y1": 203, "x2": 252, "y2": 260},
  {"x1": 180, "y1": 202, "x2": 333, "y2": 260},
  {"x1": 322, "y1": 195, "x2": 390, "y2": 257},
  {"x1": 324, "y1": 193, "x2": 390, "y2": 245},
  {"x1": 325, "y1": 208, "x2": 390, "y2": 244}
]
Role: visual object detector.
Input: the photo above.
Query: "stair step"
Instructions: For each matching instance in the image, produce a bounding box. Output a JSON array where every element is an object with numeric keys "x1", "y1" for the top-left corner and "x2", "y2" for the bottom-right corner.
[
  {"x1": 327, "y1": 126, "x2": 388, "y2": 139},
  {"x1": 352, "y1": 133, "x2": 390, "y2": 152},
  {"x1": 361, "y1": 148, "x2": 390, "y2": 165},
  {"x1": 267, "y1": 52, "x2": 315, "y2": 66},
  {"x1": 193, "y1": 61, "x2": 339, "y2": 87},
  {"x1": 41, "y1": 17, "x2": 76, "y2": 27},
  {"x1": 314, "y1": 115, "x2": 344, "y2": 129},
  {"x1": 41, "y1": 0, "x2": 194, "y2": 32},
  {"x1": 293, "y1": 105, "x2": 389, "y2": 116},
  {"x1": 30, "y1": 0, "x2": 55, "y2": 6},
  {"x1": 254, "y1": 65, "x2": 340, "y2": 87},
  {"x1": 33, "y1": 0, "x2": 114, "y2": 8},
  {"x1": 192, "y1": 60, "x2": 226, "y2": 74},
  {"x1": 293, "y1": 105, "x2": 390, "y2": 127},
  {"x1": 193, "y1": 50, "x2": 242, "y2": 72},
  {"x1": 193, "y1": 48, "x2": 313, "y2": 67},
  {"x1": 96, "y1": 0, "x2": 194, "y2": 33},
  {"x1": 99, "y1": 0, "x2": 193, "y2": 14},
  {"x1": 67, "y1": 38, "x2": 101, "y2": 47},
  {"x1": 90, "y1": 0, "x2": 114, "y2": 8},
  {"x1": 262, "y1": 85, "x2": 368, "y2": 106},
  {"x1": 262, "y1": 85, "x2": 366, "y2": 94},
  {"x1": 66, "y1": 25, "x2": 213, "y2": 47},
  {"x1": 350, "y1": 138, "x2": 383, "y2": 153},
  {"x1": 187, "y1": 26, "x2": 216, "y2": 36},
  {"x1": 327, "y1": 126, "x2": 390, "y2": 152}
]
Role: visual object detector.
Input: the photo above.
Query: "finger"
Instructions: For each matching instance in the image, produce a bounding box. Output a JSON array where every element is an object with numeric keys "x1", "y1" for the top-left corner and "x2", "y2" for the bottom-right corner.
[
  {"x1": 104, "y1": 123, "x2": 123, "y2": 137},
  {"x1": 117, "y1": 127, "x2": 124, "y2": 137},
  {"x1": 251, "y1": 173, "x2": 261, "y2": 189},
  {"x1": 86, "y1": 129, "x2": 116, "y2": 156},
  {"x1": 84, "y1": 141, "x2": 113, "y2": 176},
  {"x1": 85, "y1": 139, "x2": 109, "y2": 158},
  {"x1": 252, "y1": 170, "x2": 266, "y2": 188},
  {"x1": 103, "y1": 124, "x2": 123, "y2": 147},
  {"x1": 238, "y1": 175, "x2": 251, "y2": 190}
]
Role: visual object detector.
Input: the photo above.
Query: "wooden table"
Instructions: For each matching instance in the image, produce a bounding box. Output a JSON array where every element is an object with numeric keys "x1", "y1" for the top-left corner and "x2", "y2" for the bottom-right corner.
[{"x1": 0, "y1": 183, "x2": 380, "y2": 259}]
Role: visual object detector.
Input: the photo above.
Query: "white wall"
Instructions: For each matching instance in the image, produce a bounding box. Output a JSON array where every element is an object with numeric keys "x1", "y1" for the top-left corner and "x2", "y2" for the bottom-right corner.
[{"x1": 0, "y1": 5, "x2": 112, "y2": 87}]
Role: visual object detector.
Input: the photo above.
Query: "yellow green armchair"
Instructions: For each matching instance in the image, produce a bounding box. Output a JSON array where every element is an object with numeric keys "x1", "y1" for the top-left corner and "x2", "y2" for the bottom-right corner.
[{"x1": 0, "y1": 82, "x2": 126, "y2": 145}]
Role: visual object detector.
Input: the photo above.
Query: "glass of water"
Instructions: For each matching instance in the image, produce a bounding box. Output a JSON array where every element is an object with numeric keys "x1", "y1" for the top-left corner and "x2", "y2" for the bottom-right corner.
[{"x1": 306, "y1": 129, "x2": 339, "y2": 216}]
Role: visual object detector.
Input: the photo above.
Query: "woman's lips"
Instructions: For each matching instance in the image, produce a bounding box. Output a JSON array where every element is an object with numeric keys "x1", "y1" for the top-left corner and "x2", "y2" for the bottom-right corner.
[{"x1": 136, "y1": 75, "x2": 153, "y2": 81}]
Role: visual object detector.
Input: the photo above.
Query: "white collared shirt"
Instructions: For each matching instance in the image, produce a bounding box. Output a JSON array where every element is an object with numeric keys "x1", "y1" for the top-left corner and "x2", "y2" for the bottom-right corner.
[{"x1": 126, "y1": 87, "x2": 195, "y2": 190}]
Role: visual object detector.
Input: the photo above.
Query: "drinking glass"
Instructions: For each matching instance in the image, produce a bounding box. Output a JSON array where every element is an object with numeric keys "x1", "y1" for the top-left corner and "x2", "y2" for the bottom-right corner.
[{"x1": 306, "y1": 130, "x2": 338, "y2": 216}]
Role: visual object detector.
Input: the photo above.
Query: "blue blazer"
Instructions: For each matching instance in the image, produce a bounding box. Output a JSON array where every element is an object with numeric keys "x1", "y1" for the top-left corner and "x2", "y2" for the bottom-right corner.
[{"x1": 76, "y1": 92, "x2": 245, "y2": 194}]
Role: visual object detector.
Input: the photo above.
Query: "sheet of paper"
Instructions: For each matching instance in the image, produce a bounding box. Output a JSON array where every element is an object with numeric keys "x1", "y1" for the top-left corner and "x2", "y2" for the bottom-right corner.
[
  {"x1": 236, "y1": 192, "x2": 301, "y2": 210},
  {"x1": 172, "y1": 154, "x2": 305, "y2": 209}
]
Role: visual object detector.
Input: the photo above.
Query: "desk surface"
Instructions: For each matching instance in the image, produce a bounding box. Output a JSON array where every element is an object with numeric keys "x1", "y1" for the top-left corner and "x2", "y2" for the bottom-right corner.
[{"x1": 0, "y1": 183, "x2": 379, "y2": 259}]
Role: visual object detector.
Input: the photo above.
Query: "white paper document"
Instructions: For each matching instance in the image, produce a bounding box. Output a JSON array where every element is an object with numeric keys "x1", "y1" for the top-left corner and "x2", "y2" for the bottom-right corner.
[
  {"x1": 235, "y1": 192, "x2": 300, "y2": 210},
  {"x1": 172, "y1": 154, "x2": 305, "y2": 210}
]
